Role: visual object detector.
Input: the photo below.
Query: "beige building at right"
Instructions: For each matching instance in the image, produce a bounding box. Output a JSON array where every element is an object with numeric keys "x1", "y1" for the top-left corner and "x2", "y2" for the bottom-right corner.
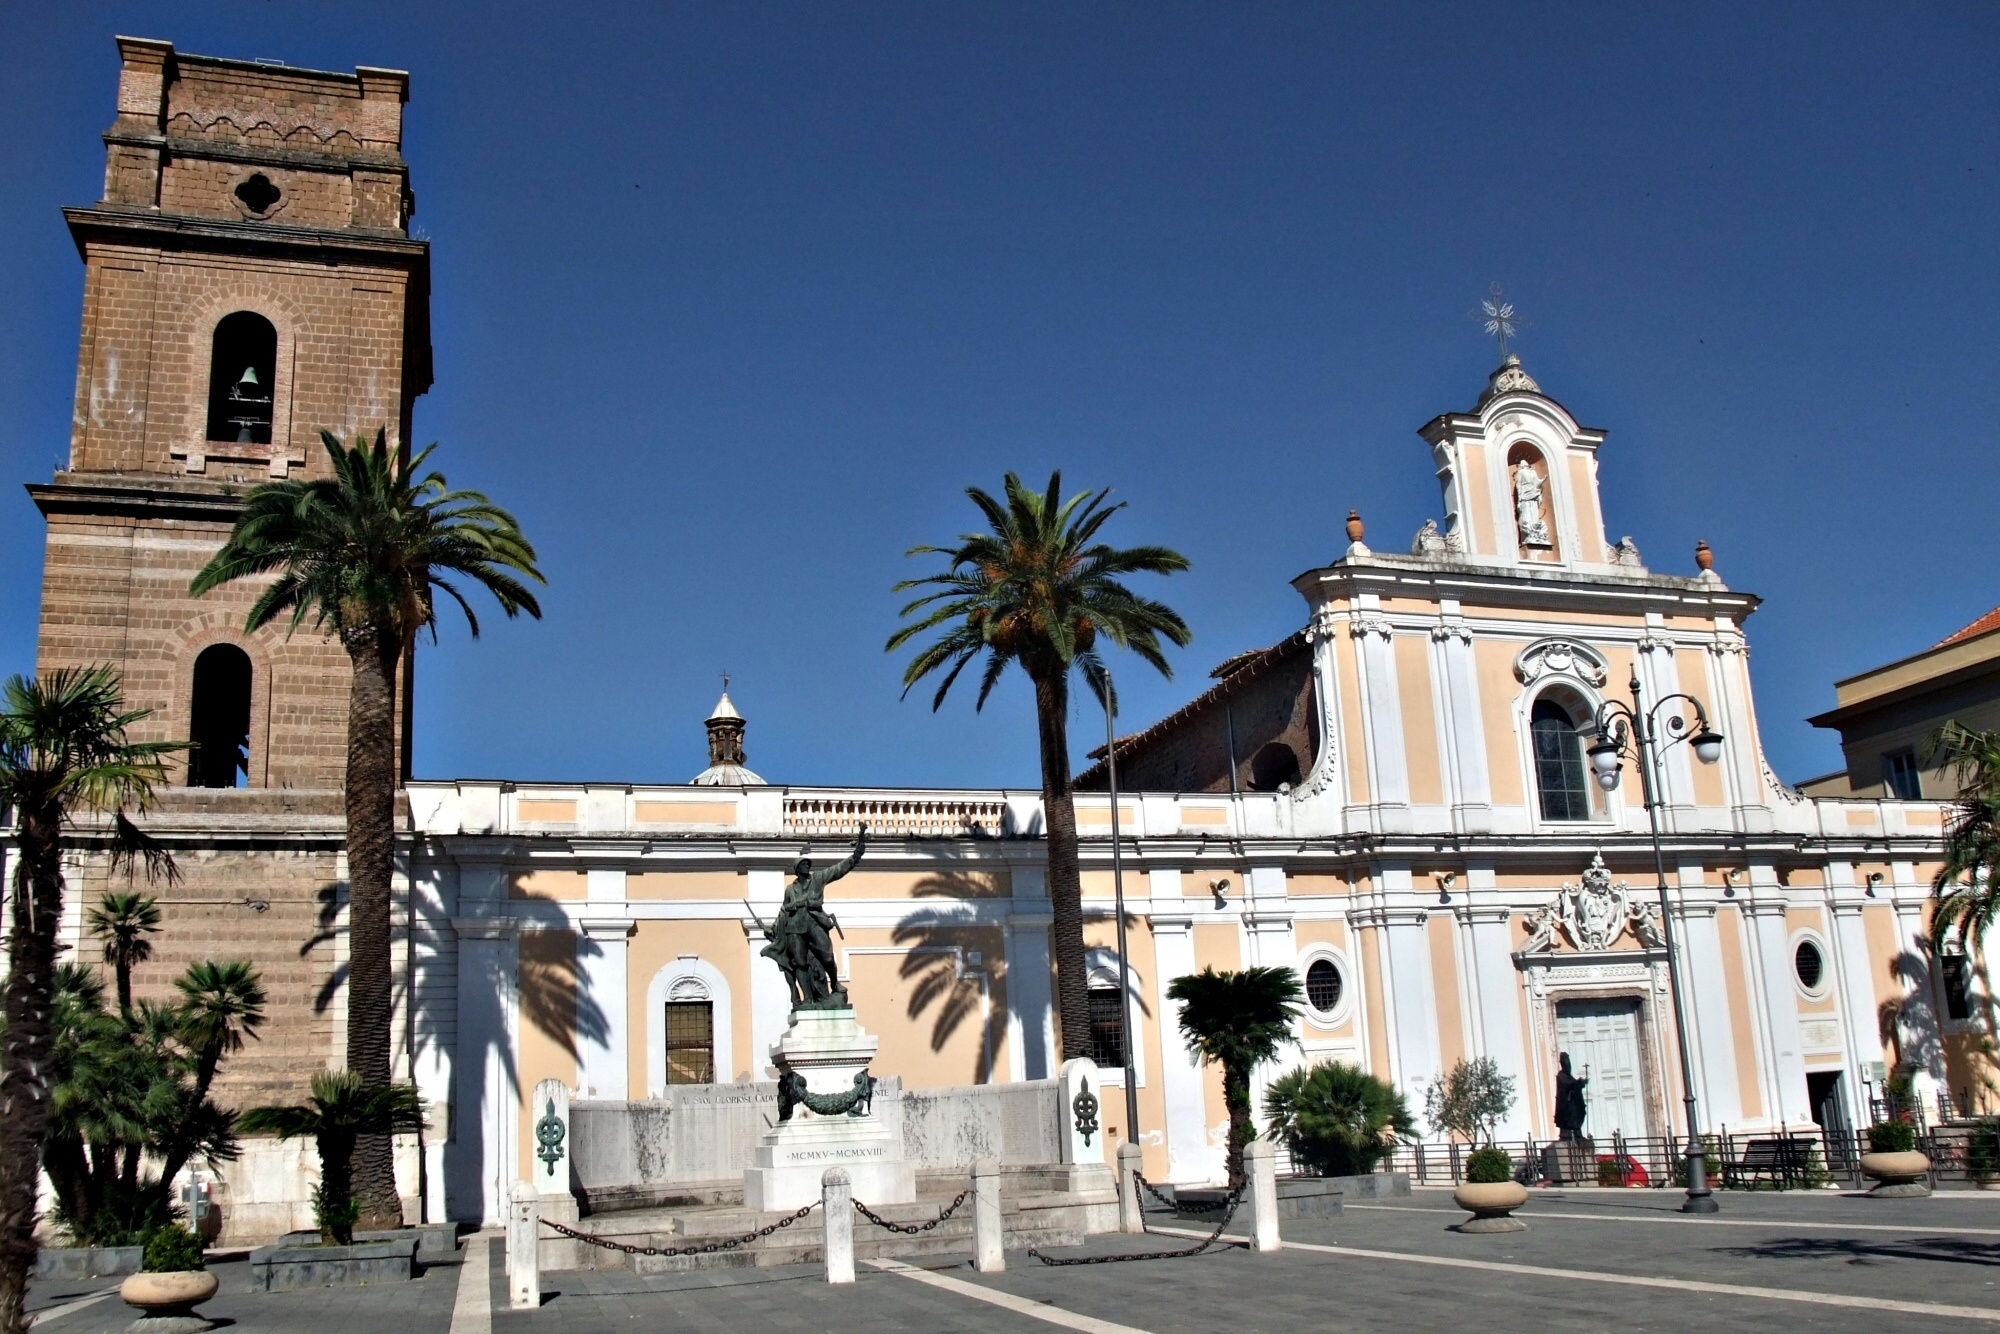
[{"x1": 1804, "y1": 608, "x2": 2000, "y2": 801}]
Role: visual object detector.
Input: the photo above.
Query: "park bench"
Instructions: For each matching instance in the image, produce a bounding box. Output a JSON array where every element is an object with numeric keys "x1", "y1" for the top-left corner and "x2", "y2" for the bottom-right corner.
[{"x1": 1721, "y1": 1135, "x2": 1813, "y2": 1188}]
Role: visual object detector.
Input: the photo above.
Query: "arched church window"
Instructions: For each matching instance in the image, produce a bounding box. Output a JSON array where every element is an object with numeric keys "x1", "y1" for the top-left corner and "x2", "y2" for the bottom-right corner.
[
  {"x1": 188, "y1": 643, "x2": 252, "y2": 788},
  {"x1": 1248, "y1": 742, "x2": 1301, "y2": 792},
  {"x1": 1531, "y1": 697, "x2": 1591, "y2": 821},
  {"x1": 205, "y1": 312, "x2": 277, "y2": 444}
]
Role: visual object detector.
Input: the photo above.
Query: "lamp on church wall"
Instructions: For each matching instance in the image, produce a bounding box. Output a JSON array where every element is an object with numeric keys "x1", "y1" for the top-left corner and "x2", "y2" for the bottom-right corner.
[{"x1": 1585, "y1": 671, "x2": 1725, "y2": 1215}]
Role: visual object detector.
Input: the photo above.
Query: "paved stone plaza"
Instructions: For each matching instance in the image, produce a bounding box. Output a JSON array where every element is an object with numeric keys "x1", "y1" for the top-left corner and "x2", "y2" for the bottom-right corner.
[{"x1": 24, "y1": 1190, "x2": 2000, "y2": 1333}]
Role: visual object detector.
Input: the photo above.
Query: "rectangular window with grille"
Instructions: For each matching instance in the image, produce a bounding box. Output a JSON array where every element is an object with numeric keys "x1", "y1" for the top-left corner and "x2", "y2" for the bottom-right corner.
[
  {"x1": 1088, "y1": 988, "x2": 1126, "y2": 1068},
  {"x1": 665, "y1": 1001, "x2": 714, "y2": 1084}
]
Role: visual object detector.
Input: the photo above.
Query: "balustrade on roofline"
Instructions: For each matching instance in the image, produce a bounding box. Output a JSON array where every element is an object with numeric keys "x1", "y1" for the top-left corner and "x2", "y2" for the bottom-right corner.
[{"x1": 783, "y1": 794, "x2": 1008, "y2": 838}]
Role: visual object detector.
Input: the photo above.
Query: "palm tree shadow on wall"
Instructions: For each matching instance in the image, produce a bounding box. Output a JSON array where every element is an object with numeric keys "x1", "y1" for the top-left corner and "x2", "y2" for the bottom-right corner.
[
  {"x1": 896, "y1": 872, "x2": 1151, "y2": 1084},
  {"x1": 301, "y1": 879, "x2": 608, "y2": 1216},
  {"x1": 1880, "y1": 944, "x2": 1944, "y2": 1100}
]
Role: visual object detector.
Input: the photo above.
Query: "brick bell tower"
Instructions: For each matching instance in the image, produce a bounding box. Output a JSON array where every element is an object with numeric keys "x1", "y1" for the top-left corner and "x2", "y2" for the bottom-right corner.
[{"x1": 31, "y1": 37, "x2": 431, "y2": 790}]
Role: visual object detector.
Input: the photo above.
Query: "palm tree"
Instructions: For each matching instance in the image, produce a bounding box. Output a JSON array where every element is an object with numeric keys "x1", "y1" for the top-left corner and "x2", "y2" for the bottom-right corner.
[
  {"x1": 86, "y1": 891, "x2": 160, "y2": 1014},
  {"x1": 889, "y1": 471, "x2": 1189, "y2": 1062},
  {"x1": 192, "y1": 429, "x2": 543, "y2": 1227},
  {"x1": 1164, "y1": 965, "x2": 1303, "y2": 1185},
  {"x1": 154, "y1": 961, "x2": 267, "y2": 1189},
  {"x1": 1264, "y1": 1060, "x2": 1415, "y2": 1178},
  {"x1": 239, "y1": 1072, "x2": 426, "y2": 1245},
  {"x1": 1931, "y1": 722, "x2": 2000, "y2": 950},
  {"x1": 0, "y1": 667, "x2": 178, "y2": 1334}
]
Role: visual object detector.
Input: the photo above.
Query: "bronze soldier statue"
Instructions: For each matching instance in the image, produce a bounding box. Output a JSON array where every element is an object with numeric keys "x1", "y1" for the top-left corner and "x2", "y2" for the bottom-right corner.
[{"x1": 753, "y1": 824, "x2": 867, "y2": 1009}]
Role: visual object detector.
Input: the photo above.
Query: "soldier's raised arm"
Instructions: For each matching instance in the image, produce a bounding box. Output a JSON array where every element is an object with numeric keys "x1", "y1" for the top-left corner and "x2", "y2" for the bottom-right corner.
[{"x1": 820, "y1": 822, "x2": 868, "y2": 882}]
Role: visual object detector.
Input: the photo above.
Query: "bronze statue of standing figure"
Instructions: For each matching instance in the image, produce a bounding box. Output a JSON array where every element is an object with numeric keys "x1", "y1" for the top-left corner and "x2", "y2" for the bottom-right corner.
[
  {"x1": 751, "y1": 824, "x2": 868, "y2": 1010},
  {"x1": 1554, "y1": 1051, "x2": 1589, "y2": 1142}
]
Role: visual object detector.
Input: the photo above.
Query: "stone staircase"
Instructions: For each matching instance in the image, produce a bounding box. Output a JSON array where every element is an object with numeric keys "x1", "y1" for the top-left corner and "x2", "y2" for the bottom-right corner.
[{"x1": 555, "y1": 1166, "x2": 1115, "y2": 1273}]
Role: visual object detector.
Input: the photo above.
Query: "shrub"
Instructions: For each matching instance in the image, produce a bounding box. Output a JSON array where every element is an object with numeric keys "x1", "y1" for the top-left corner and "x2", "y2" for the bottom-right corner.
[
  {"x1": 142, "y1": 1224, "x2": 205, "y2": 1273},
  {"x1": 1424, "y1": 1058, "x2": 1516, "y2": 1146},
  {"x1": 312, "y1": 1185, "x2": 361, "y2": 1246},
  {"x1": 1868, "y1": 1121, "x2": 1917, "y2": 1154},
  {"x1": 1968, "y1": 1118, "x2": 2000, "y2": 1179},
  {"x1": 1263, "y1": 1061, "x2": 1415, "y2": 1178},
  {"x1": 1465, "y1": 1146, "x2": 1512, "y2": 1184}
]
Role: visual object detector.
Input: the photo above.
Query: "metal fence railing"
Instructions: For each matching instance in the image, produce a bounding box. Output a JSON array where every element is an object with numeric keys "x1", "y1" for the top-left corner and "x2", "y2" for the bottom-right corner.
[{"x1": 1336, "y1": 1126, "x2": 1994, "y2": 1192}]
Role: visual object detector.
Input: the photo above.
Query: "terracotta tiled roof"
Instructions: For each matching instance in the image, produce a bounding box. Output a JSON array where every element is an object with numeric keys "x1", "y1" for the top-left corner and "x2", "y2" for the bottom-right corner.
[
  {"x1": 1076, "y1": 630, "x2": 1308, "y2": 782},
  {"x1": 1936, "y1": 606, "x2": 2000, "y2": 649}
]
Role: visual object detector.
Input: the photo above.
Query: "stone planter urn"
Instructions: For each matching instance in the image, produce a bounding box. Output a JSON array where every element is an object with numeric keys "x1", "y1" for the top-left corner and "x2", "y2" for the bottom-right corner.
[
  {"x1": 1451, "y1": 1180, "x2": 1529, "y2": 1232},
  {"x1": 1858, "y1": 1150, "x2": 1932, "y2": 1198},
  {"x1": 120, "y1": 1270, "x2": 218, "y2": 1330}
]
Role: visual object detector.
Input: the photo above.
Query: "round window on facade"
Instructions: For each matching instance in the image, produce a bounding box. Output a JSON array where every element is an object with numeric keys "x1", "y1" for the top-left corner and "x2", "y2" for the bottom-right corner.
[
  {"x1": 1305, "y1": 958, "x2": 1344, "y2": 1018},
  {"x1": 1794, "y1": 938, "x2": 1826, "y2": 996}
]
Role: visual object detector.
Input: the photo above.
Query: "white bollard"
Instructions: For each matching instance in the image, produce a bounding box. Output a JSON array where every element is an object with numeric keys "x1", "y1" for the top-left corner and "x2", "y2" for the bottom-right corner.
[
  {"x1": 971, "y1": 1157, "x2": 1004, "y2": 1273},
  {"x1": 1116, "y1": 1141, "x2": 1144, "y2": 1234},
  {"x1": 822, "y1": 1167, "x2": 855, "y2": 1285},
  {"x1": 1244, "y1": 1140, "x2": 1280, "y2": 1253},
  {"x1": 508, "y1": 1180, "x2": 541, "y2": 1308}
]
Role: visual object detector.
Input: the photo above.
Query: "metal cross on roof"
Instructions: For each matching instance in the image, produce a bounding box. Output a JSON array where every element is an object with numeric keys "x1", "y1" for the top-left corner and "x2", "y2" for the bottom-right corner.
[{"x1": 1477, "y1": 284, "x2": 1520, "y2": 358}]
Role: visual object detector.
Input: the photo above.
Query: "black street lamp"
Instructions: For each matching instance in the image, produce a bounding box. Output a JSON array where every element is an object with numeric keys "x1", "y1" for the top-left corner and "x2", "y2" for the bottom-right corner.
[
  {"x1": 1586, "y1": 671, "x2": 1726, "y2": 1214},
  {"x1": 1102, "y1": 669, "x2": 1143, "y2": 1146}
]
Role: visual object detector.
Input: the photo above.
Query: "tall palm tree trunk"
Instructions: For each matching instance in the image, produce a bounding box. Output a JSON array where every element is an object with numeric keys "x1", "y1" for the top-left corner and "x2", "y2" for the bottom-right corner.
[
  {"x1": 342, "y1": 624, "x2": 403, "y2": 1230},
  {"x1": 0, "y1": 805, "x2": 66, "y2": 1334},
  {"x1": 1033, "y1": 671, "x2": 1092, "y2": 1063}
]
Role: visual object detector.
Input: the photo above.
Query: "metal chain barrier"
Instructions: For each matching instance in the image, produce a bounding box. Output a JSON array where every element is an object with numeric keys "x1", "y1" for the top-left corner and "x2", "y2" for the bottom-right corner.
[
  {"x1": 1028, "y1": 1181, "x2": 1244, "y2": 1266},
  {"x1": 1135, "y1": 1173, "x2": 1232, "y2": 1214},
  {"x1": 541, "y1": 1202, "x2": 816, "y2": 1258},
  {"x1": 852, "y1": 1190, "x2": 970, "y2": 1234}
]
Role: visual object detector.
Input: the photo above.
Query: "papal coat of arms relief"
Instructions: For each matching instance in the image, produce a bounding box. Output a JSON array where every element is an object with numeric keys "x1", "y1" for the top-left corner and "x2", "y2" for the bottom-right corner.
[{"x1": 1520, "y1": 851, "x2": 1666, "y2": 954}]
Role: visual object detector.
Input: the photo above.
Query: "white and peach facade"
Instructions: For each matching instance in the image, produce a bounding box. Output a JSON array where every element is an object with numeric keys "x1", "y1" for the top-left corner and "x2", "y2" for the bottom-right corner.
[{"x1": 403, "y1": 358, "x2": 1991, "y2": 1225}]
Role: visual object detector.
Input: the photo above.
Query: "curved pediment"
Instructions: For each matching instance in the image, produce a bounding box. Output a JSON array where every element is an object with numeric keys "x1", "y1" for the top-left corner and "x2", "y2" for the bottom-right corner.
[{"x1": 1514, "y1": 637, "x2": 1609, "y2": 688}]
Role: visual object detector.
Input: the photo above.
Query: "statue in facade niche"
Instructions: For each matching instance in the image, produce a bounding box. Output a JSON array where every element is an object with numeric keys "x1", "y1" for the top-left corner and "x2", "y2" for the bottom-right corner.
[
  {"x1": 1513, "y1": 458, "x2": 1551, "y2": 548},
  {"x1": 1554, "y1": 1051, "x2": 1589, "y2": 1141},
  {"x1": 751, "y1": 824, "x2": 868, "y2": 1010}
]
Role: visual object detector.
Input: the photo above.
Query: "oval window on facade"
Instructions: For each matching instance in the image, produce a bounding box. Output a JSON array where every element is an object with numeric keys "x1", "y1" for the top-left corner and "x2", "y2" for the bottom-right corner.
[
  {"x1": 1305, "y1": 958, "x2": 1344, "y2": 1017},
  {"x1": 1794, "y1": 939, "x2": 1825, "y2": 995}
]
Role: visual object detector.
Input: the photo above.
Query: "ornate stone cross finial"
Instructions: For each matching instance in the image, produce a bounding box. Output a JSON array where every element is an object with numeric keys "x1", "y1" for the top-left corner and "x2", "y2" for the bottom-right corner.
[{"x1": 1475, "y1": 284, "x2": 1520, "y2": 359}]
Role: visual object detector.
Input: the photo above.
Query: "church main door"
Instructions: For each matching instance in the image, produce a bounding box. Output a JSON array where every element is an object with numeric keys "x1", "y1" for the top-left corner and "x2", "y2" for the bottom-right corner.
[{"x1": 1554, "y1": 998, "x2": 1648, "y2": 1142}]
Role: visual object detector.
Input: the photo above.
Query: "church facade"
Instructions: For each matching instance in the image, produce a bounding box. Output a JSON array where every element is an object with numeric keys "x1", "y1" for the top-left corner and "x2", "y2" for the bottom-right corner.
[{"x1": 11, "y1": 39, "x2": 1989, "y2": 1235}]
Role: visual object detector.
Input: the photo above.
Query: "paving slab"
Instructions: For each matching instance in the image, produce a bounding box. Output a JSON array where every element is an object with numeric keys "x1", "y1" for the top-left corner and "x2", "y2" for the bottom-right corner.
[{"x1": 27, "y1": 1187, "x2": 2000, "y2": 1333}]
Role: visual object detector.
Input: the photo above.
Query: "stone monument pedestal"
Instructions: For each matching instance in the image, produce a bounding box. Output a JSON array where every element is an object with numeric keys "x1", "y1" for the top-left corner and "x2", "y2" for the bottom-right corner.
[{"x1": 744, "y1": 1007, "x2": 913, "y2": 1212}]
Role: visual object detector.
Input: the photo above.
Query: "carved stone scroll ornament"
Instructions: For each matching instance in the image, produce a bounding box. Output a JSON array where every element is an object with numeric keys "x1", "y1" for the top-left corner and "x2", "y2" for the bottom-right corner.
[
  {"x1": 1513, "y1": 638, "x2": 1608, "y2": 688},
  {"x1": 1518, "y1": 851, "x2": 1661, "y2": 954}
]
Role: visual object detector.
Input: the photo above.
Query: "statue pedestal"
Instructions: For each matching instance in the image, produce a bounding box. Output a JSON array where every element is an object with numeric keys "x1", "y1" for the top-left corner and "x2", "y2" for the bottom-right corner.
[
  {"x1": 743, "y1": 1007, "x2": 914, "y2": 1212},
  {"x1": 1540, "y1": 1137, "x2": 1597, "y2": 1185}
]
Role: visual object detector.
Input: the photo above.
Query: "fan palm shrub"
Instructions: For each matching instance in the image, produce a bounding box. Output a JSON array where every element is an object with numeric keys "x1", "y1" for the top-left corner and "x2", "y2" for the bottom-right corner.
[
  {"x1": 193, "y1": 429, "x2": 542, "y2": 1226},
  {"x1": 86, "y1": 891, "x2": 160, "y2": 1015},
  {"x1": 0, "y1": 667, "x2": 179, "y2": 1334},
  {"x1": 239, "y1": 1072, "x2": 426, "y2": 1245},
  {"x1": 1164, "y1": 965, "x2": 1302, "y2": 1184},
  {"x1": 1264, "y1": 1060, "x2": 1416, "y2": 1178},
  {"x1": 889, "y1": 471, "x2": 1189, "y2": 1060},
  {"x1": 41, "y1": 952, "x2": 262, "y2": 1249}
]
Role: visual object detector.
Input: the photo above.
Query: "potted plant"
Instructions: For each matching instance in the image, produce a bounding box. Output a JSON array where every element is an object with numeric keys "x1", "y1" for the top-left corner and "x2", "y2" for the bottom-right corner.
[
  {"x1": 1858, "y1": 1120, "x2": 1931, "y2": 1197},
  {"x1": 120, "y1": 1223, "x2": 216, "y2": 1323},
  {"x1": 1453, "y1": 1147, "x2": 1527, "y2": 1232}
]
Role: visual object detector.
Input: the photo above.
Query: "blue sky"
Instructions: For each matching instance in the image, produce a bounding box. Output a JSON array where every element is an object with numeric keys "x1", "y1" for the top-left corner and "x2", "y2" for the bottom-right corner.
[{"x1": 3, "y1": 3, "x2": 1996, "y2": 789}]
